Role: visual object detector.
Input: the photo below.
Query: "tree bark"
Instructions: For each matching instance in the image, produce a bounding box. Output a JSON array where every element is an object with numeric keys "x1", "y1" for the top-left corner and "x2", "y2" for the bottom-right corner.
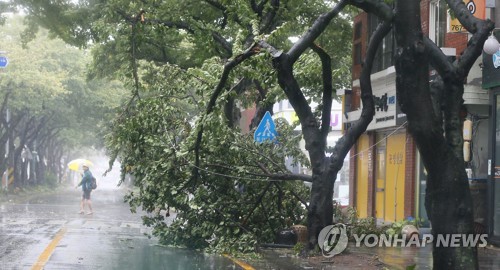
[
  {"x1": 306, "y1": 162, "x2": 333, "y2": 250},
  {"x1": 394, "y1": 1, "x2": 478, "y2": 268}
]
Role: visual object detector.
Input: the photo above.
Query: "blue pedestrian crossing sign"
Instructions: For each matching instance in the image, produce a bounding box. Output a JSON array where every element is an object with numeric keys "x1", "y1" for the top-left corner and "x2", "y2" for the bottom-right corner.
[
  {"x1": 0, "y1": 56, "x2": 8, "y2": 68},
  {"x1": 254, "y1": 111, "x2": 278, "y2": 143}
]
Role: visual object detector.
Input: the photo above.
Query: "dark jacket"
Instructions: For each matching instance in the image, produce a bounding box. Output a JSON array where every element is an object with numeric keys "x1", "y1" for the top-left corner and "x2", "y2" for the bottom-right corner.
[{"x1": 78, "y1": 170, "x2": 93, "y2": 191}]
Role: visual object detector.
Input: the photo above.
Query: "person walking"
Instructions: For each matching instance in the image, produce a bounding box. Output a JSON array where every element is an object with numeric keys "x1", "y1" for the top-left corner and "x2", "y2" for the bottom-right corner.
[{"x1": 76, "y1": 163, "x2": 93, "y2": 215}]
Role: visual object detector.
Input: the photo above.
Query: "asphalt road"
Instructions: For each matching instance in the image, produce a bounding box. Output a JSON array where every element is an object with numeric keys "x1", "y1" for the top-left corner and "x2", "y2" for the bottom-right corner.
[{"x1": 0, "y1": 185, "x2": 236, "y2": 270}]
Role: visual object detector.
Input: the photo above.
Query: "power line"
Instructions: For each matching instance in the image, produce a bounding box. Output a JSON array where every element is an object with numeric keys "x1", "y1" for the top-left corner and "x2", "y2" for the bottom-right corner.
[
  {"x1": 350, "y1": 121, "x2": 408, "y2": 159},
  {"x1": 187, "y1": 161, "x2": 284, "y2": 182}
]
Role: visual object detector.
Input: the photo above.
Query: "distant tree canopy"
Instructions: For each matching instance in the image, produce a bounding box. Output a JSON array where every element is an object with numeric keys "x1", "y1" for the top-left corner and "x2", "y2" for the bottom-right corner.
[{"x1": 0, "y1": 14, "x2": 127, "y2": 187}]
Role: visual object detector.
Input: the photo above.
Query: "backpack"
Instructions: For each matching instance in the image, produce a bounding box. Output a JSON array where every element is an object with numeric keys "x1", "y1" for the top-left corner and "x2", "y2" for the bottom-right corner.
[
  {"x1": 86, "y1": 176, "x2": 97, "y2": 190},
  {"x1": 90, "y1": 176, "x2": 97, "y2": 190}
]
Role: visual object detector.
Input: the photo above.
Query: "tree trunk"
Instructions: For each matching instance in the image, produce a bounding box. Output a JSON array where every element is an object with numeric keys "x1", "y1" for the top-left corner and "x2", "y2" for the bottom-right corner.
[
  {"x1": 394, "y1": 1, "x2": 477, "y2": 268},
  {"x1": 55, "y1": 148, "x2": 64, "y2": 182},
  {"x1": 37, "y1": 147, "x2": 46, "y2": 184},
  {"x1": 307, "y1": 166, "x2": 334, "y2": 250}
]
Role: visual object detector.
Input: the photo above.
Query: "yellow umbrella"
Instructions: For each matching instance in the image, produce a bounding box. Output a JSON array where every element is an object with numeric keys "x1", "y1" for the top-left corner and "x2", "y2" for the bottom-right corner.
[{"x1": 68, "y1": 159, "x2": 94, "y2": 171}]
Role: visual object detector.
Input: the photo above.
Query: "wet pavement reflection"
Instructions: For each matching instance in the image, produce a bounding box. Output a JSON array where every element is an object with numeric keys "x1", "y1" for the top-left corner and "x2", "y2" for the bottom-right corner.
[
  {"x1": 0, "y1": 186, "x2": 237, "y2": 269},
  {"x1": 336, "y1": 242, "x2": 500, "y2": 270},
  {"x1": 2, "y1": 186, "x2": 500, "y2": 269}
]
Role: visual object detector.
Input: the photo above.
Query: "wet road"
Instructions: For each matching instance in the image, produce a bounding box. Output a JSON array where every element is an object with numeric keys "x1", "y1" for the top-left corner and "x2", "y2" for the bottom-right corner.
[
  {"x1": 0, "y1": 186, "x2": 237, "y2": 270},
  {"x1": 5, "y1": 185, "x2": 499, "y2": 270}
]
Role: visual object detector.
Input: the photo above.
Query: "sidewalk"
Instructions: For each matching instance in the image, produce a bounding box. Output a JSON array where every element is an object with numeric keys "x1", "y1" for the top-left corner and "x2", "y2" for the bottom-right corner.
[{"x1": 247, "y1": 244, "x2": 500, "y2": 269}]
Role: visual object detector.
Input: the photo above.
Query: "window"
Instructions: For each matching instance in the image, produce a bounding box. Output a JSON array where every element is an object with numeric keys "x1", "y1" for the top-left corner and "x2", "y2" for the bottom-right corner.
[
  {"x1": 368, "y1": 13, "x2": 395, "y2": 73},
  {"x1": 429, "y1": 0, "x2": 447, "y2": 47}
]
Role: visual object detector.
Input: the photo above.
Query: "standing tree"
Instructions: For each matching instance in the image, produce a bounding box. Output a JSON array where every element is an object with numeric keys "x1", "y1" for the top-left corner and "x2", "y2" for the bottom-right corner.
[
  {"x1": 336, "y1": 0, "x2": 491, "y2": 268},
  {"x1": 391, "y1": 1, "x2": 493, "y2": 269}
]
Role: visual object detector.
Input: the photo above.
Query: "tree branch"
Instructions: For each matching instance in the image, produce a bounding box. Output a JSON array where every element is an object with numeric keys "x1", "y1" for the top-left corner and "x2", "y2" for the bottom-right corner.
[
  {"x1": 274, "y1": 182, "x2": 310, "y2": 209},
  {"x1": 250, "y1": 80, "x2": 273, "y2": 130},
  {"x1": 0, "y1": 91, "x2": 11, "y2": 118},
  {"x1": 446, "y1": 0, "x2": 488, "y2": 34},
  {"x1": 423, "y1": 37, "x2": 455, "y2": 79},
  {"x1": 205, "y1": 0, "x2": 226, "y2": 13},
  {"x1": 260, "y1": 0, "x2": 279, "y2": 33},
  {"x1": 258, "y1": 40, "x2": 314, "y2": 130},
  {"x1": 259, "y1": 40, "x2": 326, "y2": 168},
  {"x1": 457, "y1": 24, "x2": 494, "y2": 77},
  {"x1": 327, "y1": 20, "x2": 390, "y2": 175},
  {"x1": 144, "y1": 18, "x2": 196, "y2": 34},
  {"x1": 347, "y1": 0, "x2": 394, "y2": 21},
  {"x1": 115, "y1": 7, "x2": 195, "y2": 34},
  {"x1": 242, "y1": 182, "x2": 272, "y2": 226},
  {"x1": 211, "y1": 32, "x2": 233, "y2": 57},
  {"x1": 193, "y1": 43, "x2": 261, "y2": 178},
  {"x1": 310, "y1": 43, "x2": 333, "y2": 137},
  {"x1": 444, "y1": 1, "x2": 494, "y2": 76},
  {"x1": 288, "y1": 0, "x2": 348, "y2": 63},
  {"x1": 206, "y1": 162, "x2": 313, "y2": 182},
  {"x1": 224, "y1": 78, "x2": 249, "y2": 127}
]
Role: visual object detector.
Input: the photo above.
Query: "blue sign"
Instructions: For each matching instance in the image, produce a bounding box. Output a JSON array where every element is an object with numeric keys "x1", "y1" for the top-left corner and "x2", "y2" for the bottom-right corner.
[
  {"x1": 0, "y1": 56, "x2": 8, "y2": 68},
  {"x1": 494, "y1": 51, "x2": 500, "y2": 69},
  {"x1": 388, "y1": 96, "x2": 396, "y2": 104},
  {"x1": 254, "y1": 111, "x2": 278, "y2": 143}
]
